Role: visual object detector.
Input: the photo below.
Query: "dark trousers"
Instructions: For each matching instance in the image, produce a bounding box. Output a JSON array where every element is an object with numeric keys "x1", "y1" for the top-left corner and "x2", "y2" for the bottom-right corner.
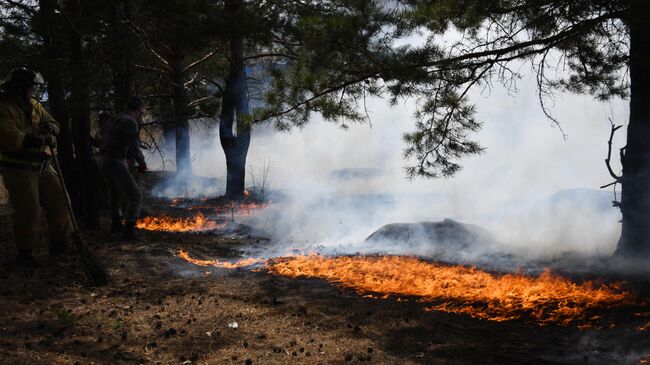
[{"x1": 100, "y1": 157, "x2": 142, "y2": 223}]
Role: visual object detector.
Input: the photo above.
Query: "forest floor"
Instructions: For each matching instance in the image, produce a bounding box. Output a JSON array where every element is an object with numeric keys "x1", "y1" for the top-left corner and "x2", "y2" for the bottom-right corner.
[{"x1": 0, "y1": 175, "x2": 649, "y2": 365}]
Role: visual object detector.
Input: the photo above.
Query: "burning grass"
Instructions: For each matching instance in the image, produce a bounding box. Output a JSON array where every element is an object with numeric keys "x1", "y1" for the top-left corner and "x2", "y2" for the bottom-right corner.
[
  {"x1": 178, "y1": 249, "x2": 265, "y2": 268},
  {"x1": 169, "y1": 193, "x2": 268, "y2": 217},
  {"x1": 177, "y1": 251, "x2": 643, "y2": 328},
  {"x1": 266, "y1": 255, "x2": 636, "y2": 327},
  {"x1": 137, "y1": 212, "x2": 225, "y2": 232}
]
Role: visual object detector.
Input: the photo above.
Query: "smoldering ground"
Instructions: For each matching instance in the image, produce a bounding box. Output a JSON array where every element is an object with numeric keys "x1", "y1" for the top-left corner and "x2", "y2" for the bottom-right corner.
[
  {"x1": 142, "y1": 76, "x2": 650, "y2": 365},
  {"x1": 148, "y1": 71, "x2": 635, "y2": 275}
]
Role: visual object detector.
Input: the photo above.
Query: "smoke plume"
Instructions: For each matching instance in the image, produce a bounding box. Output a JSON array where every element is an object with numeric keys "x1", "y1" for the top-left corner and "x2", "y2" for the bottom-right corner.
[{"x1": 150, "y1": 68, "x2": 629, "y2": 271}]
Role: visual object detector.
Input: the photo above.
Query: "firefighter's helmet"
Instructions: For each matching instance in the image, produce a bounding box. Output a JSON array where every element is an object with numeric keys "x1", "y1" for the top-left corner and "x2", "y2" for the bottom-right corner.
[{"x1": 1, "y1": 65, "x2": 45, "y2": 95}]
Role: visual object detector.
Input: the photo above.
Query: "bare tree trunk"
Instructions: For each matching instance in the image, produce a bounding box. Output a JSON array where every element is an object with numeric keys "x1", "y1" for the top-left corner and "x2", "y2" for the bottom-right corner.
[
  {"x1": 111, "y1": 0, "x2": 132, "y2": 111},
  {"x1": 170, "y1": 52, "x2": 192, "y2": 177},
  {"x1": 160, "y1": 91, "x2": 176, "y2": 166},
  {"x1": 67, "y1": 0, "x2": 100, "y2": 229},
  {"x1": 37, "y1": 0, "x2": 80, "y2": 216},
  {"x1": 616, "y1": 0, "x2": 650, "y2": 257},
  {"x1": 219, "y1": 3, "x2": 251, "y2": 200}
]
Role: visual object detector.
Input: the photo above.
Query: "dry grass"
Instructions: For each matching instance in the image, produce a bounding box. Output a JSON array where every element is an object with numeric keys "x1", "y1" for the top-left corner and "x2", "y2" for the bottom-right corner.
[{"x1": 0, "y1": 208, "x2": 648, "y2": 364}]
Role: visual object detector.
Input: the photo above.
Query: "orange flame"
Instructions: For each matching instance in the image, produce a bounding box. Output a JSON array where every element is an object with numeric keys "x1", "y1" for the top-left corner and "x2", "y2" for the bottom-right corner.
[
  {"x1": 641, "y1": 354, "x2": 650, "y2": 364},
  {"x1": 178, "y1": 249, "x2": 264, "y2": 268},
  {"x1": 176, "y1": 251, "x2": 642, "y2": 327},
  {"x1": 234, "y1": 201, "x2": 268, "y2": 216},
  {"x1": 265, "y1": 255, "x2": 636, "y2": 326},
  {"x1": 136, "y1": 213, "x2": 224, "y2": 232}
]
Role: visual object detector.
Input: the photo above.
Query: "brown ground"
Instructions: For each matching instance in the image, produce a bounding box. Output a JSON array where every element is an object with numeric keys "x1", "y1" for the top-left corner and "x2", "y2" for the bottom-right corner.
[{"x1": 0, "y1": 194, "x2": 649, "y2": 364}]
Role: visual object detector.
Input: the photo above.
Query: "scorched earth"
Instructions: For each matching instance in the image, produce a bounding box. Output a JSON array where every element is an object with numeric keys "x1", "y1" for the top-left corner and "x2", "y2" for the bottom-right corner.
[{"x1": 0, "y1": 176, "x2": 649, "y2": 365}]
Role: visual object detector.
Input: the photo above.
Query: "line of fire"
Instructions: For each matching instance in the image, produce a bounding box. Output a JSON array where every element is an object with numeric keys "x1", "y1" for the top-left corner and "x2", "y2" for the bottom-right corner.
[{"x1": 1, "y1": 1, "x2": 649, "y2": 364}]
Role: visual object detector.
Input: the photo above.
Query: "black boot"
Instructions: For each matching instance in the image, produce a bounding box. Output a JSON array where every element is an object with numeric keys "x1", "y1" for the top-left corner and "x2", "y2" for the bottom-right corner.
[
  {"x1": 123, "y1": 221, "x2": 139, "y2": 241},
  {"x1": 49, "y1": 240, "x2": 68, "y2": 256},
  {"x1": 110, "y1": 218, "x2": 124, "y2": 233},
  {"x1": 15, "y1": 249, "x2": 38, "y2": 267}
]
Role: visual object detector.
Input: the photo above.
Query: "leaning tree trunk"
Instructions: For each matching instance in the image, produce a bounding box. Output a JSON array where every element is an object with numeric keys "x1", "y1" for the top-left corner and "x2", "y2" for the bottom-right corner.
[
  {"x1": 219, "y1": 29, "x2": 251, "y2": 200},
  {"x1": 68, "y1": 0, "x2": 100, "y2": 229},
  {"x1": 616, "y1": 0, "x2": 650, "y2": 257}
]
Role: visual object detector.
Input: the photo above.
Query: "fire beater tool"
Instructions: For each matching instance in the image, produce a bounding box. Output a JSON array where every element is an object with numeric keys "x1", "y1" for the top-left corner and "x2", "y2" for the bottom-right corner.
[{"x1": 50, "y1": 153, "x2": 109, "y2": 286}]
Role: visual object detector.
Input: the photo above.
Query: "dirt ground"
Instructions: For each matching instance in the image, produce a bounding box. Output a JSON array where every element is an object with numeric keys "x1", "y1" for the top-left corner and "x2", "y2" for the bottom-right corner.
[{"x1": 0, "y1": 199, "x2": 649, "y2": 364}]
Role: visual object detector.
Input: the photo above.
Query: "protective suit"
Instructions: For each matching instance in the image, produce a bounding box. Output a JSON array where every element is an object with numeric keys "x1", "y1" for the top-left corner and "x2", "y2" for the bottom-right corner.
[{"x1": 0, "y1": 66, "x2": 73, "y2": 262}]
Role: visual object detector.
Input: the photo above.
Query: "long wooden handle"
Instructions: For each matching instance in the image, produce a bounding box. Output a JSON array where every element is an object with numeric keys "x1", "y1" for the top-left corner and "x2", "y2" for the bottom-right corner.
[{"x1": 50, "y1": 154, "x2": 80, "y2": 232}]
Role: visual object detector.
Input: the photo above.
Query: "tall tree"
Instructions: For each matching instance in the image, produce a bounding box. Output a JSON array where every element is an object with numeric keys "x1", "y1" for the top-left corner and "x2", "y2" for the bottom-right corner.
[
  {"x1": 4, "y1": 0, "x2": 646, "y2": 258},
  {"x1": 254, "y1": 0, "x2": 646, "y2": 257},
  {"x1": 66, "y1": 0, "x2": 101, "y2": 229},
  {"x1": 109, "y1": 0, "x2": 133, "y2": 110},
  {"x1": 219, "y1": 0, "x2": 251, "y2": 199},
  {"x1": 618, "y1": 0, "x2": 649, "y2": 256},
  {"x1": 1, "y1": 0, "x2": 88, "y2": 219},
  {"x1": 110, "y1": 0, "x2": 222, "y2": 177},
  {"x1": 35, "y1": 0, "x2": 76, "y2": 211},
  {"x1": 390, "y1": 0, "x2": 640, "y2": 256}
]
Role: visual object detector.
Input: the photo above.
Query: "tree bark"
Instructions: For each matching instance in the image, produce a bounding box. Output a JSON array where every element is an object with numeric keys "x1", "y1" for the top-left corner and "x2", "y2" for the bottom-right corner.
[
  {"x1": 67, "y1": 0, "x2": 100, "y2": 229},
  {"x1": 170, "y1": 52, "x2": 192, "y2": 177},
  {"x1": 160, "y1": 91, "x2": 176, "y2": 165},
  {"x1": 219, "y1": 6, "x2": 251, "y2": 200},
  {"x1": 37, "y1": 0, "x2": 80, "y2": 216},
  {"x1": 616, "y1": 0, "x2": 650, "y2": 257},
  {"x1": 111, "y1": 0, "x2": 132, "y2": 111}
]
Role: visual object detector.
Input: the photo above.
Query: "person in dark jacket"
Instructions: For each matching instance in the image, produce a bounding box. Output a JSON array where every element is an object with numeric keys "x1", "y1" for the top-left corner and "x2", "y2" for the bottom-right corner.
[
  {"x1": 0, "y1": 65, "x2": 73, "y2": 264},
  {"x1": 99, "y1": 97, "x2": 148, "y2": 240},
  {"x1": 91, "y1": 111, "x2": 113, "y2": 149}
]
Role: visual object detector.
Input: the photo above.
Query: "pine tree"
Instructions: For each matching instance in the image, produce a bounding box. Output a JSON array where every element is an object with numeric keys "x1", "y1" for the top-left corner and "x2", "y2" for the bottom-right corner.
[
  {"x1": 257, "y1": 0, "x2": 646, "y2": 257},
  {"x1": 3, "y1": 0, "x2": 646, "y2": 257}
]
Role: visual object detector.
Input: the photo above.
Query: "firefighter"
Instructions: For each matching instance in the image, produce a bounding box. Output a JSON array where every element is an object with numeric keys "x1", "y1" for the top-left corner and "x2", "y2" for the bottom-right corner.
[
  {"x1": 99, "y1": 96, "x2": 147, "y2": 240},
  {"x1": 91, "y1": 111, "x2": 113, "y2": 149},
  {"x1": 0, "y1": 65, "x2": 73, "y2": 265}
]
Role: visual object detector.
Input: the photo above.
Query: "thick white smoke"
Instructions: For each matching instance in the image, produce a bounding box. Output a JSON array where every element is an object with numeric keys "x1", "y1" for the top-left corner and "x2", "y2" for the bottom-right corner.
[{"x1": 149, "y1": 65, "x2": 628, "y2": 265}]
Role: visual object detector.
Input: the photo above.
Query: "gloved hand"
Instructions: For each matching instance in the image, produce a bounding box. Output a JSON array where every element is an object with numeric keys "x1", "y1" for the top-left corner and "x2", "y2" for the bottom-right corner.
[
  {"x1": 23, "y1": 133, "x2": 56, "y2": 149},
  {"x1": 42, "y1": 134, "x2": 57, "y2": 148},
  {"x1": 39, "y1": 122, "x2": 60, "y2": 136},
  {"x1": 137, "y1": 163, "x2": 148, "y2": 173}
]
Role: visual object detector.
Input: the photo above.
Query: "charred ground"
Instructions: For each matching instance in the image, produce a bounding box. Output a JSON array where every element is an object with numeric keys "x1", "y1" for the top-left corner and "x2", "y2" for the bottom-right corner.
[{"x1": 0, "y1": 175, "x2": 649, "y2": 365}]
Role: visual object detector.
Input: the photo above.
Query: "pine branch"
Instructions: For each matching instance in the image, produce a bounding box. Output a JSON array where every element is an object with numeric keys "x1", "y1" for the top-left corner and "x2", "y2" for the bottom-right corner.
[
  {"x1": 184, "y1": 50, "x2": 218, "y2": 73},
  {"x1": 1, "y1": 0, "x2": 37, "y2": 15}
]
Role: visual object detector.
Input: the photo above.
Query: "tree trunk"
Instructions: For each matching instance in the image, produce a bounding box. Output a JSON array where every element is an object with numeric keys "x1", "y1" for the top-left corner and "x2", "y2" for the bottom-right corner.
[
  {"x1": 170, "y1": 53, "x2": 192, "y2": 177},
  {"x1": 160, "y1": 92, "x2": 176, "y2": 168},
  {"x1": 219, "y1": 16, "x2": 251, "y2": 200},
  {"x1": 37, "y1": 0, "x2": 78, "y2": 215},
  {"x1": 68, "y1": 0, "x2": 100, "y2": 229},
  {"x1": 111, "y1": 0, "x2": 132, "y2": 111},
  {"x1": 616, "y1": 0, "x2": 650, "y2": 257}
]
